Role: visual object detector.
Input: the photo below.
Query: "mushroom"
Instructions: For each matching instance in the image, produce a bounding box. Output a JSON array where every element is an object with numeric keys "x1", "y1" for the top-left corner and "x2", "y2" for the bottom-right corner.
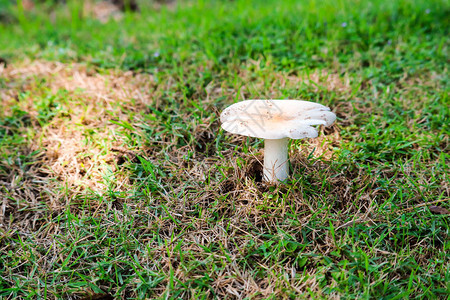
[{"x1": 220, "y1": 100, "x2": 336, "y2": 182}]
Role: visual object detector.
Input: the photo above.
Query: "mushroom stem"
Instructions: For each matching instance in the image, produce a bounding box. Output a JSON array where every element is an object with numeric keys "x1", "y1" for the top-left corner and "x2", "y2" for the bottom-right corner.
[{"x1": 263, "y1": 138, "x2": 289, "y2": 182}]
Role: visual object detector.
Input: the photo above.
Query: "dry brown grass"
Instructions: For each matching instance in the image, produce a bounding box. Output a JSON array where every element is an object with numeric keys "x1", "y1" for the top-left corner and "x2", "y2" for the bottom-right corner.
[
  {"x1": 0, "y1": 60, "x2": 157, "y2": 228},
  {"x1": 1, "y1": 59, "x2": 154, "y2": 103},
  {"x1": 83, "y1": 1, "x2": 123, "y2": 23}
]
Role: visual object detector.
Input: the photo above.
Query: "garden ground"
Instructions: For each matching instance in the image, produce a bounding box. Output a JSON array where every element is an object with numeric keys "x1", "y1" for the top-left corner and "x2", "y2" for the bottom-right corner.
[{"x1": 0, "y1": 0, "x2": 449, "y2": 298}]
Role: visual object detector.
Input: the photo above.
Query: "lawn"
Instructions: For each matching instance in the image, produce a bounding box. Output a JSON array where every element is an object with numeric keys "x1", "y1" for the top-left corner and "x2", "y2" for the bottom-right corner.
[{"x1": 0, "y1": 0, "x2": 449, "y2": 299}]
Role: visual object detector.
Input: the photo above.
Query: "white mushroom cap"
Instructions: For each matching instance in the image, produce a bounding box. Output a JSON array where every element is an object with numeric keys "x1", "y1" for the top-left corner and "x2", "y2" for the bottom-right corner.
[{"x1": 220, "y1": 100, "x2": 336, "y2": 140}]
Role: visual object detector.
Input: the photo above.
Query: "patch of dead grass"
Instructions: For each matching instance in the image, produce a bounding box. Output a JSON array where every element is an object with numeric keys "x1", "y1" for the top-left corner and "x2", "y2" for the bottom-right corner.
[
  {"x1": 0, "y1": 60, "x2": 157, "y2": 220},
  {"x1": 83, "y1": 0, "x2": 123, "y2": 23},
  {"x1": 1, "y1": 59, "x2": 154, "y2": 105}
]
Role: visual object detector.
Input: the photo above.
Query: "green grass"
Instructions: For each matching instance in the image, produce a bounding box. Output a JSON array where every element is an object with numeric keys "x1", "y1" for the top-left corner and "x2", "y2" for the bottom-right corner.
[{"x1": 0, "y1": 0, "x2": 449, "y2": 299}]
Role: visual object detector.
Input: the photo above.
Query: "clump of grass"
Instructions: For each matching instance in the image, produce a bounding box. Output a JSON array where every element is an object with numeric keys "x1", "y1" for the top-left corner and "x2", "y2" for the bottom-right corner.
[{"x1": 0, "y1": 0, "x2": 449, "y2": 299}]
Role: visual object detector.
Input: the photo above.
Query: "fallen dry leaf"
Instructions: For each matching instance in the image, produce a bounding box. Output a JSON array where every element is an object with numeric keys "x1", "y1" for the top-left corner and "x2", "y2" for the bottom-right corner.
[{"x1": 429, "y1": 206, "x2": 450, "y2": 215}]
